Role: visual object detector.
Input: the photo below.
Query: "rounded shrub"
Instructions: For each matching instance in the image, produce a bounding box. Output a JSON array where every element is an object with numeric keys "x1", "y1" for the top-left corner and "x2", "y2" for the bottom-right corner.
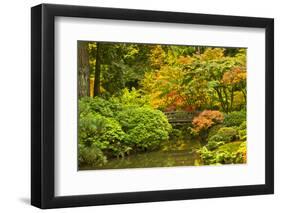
[
  {"x1": 206, "y1": 127, "x2": 237, "y2": 152},
  {"x1": 216, "y1": 127, "x2": 237, "y2": 142},
  {"x1": 116, "y1": 106, "x2": 172, "y2": 151},
  {"x1": 223, "y1": 110, "x2": 246, "y2": 127},
  {"x1": 192, "y1": 110, "x2": 224, "y2": 134},
  {"x1": 78, "y1": 113, "x2": 127, "y2": 158}
]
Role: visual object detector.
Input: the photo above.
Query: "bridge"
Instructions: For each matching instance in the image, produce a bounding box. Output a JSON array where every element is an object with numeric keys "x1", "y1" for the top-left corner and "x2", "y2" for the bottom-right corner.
[{"x1": 164, "y1": 111, "x2": 200, "y2": 126}]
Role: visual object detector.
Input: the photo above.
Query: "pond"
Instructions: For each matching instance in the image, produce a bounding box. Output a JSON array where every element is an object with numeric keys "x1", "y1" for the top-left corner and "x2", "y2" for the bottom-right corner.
[{"x1": 80, "y1": 140, "x2": 201, "y2": 170}]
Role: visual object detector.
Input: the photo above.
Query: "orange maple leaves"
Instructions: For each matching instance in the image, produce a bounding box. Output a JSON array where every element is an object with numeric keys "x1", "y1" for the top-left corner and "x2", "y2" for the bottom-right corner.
[
  {"x1": 222, "y1": 67, "x2": 246, "y2": 85},
  {"x1": 192, "y1": 110, "x2": 224, "y2": 133}
]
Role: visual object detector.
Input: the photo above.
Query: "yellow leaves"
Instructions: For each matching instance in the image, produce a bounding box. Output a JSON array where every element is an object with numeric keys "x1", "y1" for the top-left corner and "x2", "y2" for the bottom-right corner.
[
  {"x1": 222, "y1": 67, "x2": 246, "y2": 85},
  {"x1": 177, "y1": 55, "x2": 194, "y2": 65},
  {"x1": 142, "y1": 46, "x2": 247, "y2": 112},
  {"x1": 124, "y1": 45, "x2": 139, "y2": 59},
  {"x1": 233, "y1": 91, "x2": 245, "y2": 108},
  {"x1": 200, "y1": 48, "x2": 225, "y2": 61},
  {"x1": 142, "y1": 66, "x2": 187, "y2": 110},
  {"x1": 149, "y1": 45, "x2": 166, "y2": 69},
  {"x1": 141, "y1": 72, "x2": 155, "y2": 93}
]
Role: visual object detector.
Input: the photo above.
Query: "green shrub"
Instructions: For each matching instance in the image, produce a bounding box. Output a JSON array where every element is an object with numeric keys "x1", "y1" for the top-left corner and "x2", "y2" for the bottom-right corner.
[
  {"x1": 238, "y1": 129, "x2": 247, "y2": 141},
  {"x1": 79, "y1": 113, "x2": 107, "y2": 147},
  {"x1": 197, "y1": 141, "x2": 247, "y2": 165},
  {"x1": 216, "y1": 127, "x2": 237, "y2": 142},
  {"x1": 208, "y1": 134, "x2": 224, "y2": 143},
  {"x1": 238, "y1": 121, "x2": 247, "y2": 130},
  {"x1": 79, "y1": 96, "x2": 121, "y2": 118},
  {"x1": 78, "y1": 143, "x2": 107, "y2": 167},
  {"x1": 79, "y1": 93, "x2": 173, "y2": 162},
  {"x1": 217, "y1": 141, "x2": 243, "y2": 152},
  {"x1": 237, "y1": 121, "x2": 247, "y2": 141},
  {"x1": 79, "y1": 113, "x2": 128, "y2": 158},
  {"x1": 223, "y1": 110, "x2": 246, "y2": 127},
  {"x1": 205, "y1": 140, "x2": 225, "y2": 150},
  {"x1": 207, "y1": 124, "x2": 224, "y2": 140},
  {"x1": 116, "y1": 106, "x2": 172, "y2": 151},
  {"x1": 196, "y1": 147, "x2": 216, "y2": 164},
  {"x1": 215, "y1": 151, "x2": 241, "y2": 164},
  {"x1": 206, "y1": 127, "x2": 237, "y2": 151},
  {"x1": 79, "y1": 89, "x2": 150, "y2": 118}
]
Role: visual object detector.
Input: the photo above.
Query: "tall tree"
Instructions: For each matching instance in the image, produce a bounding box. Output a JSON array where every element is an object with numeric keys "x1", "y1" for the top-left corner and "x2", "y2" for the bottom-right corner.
[
  {"x1": 94, "y1": 43, "x2": 101, "y2": 96},
  {"x1": 78, "y1": 41, "x2": 90, "y2": 97}
]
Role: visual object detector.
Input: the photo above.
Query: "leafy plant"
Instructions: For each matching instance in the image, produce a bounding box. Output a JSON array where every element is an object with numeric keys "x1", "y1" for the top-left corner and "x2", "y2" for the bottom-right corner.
[
  {"x1": 116, "y1": 106, "x2": 172, "y2": 151},
  {"x1": 207, "y1": 124, "x2": 224, "y2": 139},
  {"x1": 223, "y1": 110, "x2": 246, "y2": 127},
  {"x1": 192, "y1": 110, "x2": 224, "y2": 133},
  {"x1": 78, "y1": 112, "x2": 128, "y2": 159},
  {"x1": 206, "y1": 127, "x2": 237, "y2": 150},
  {"x1": 205, "y1": 140, "x2": 225, "y2": 151},
  {"x1": 191, "y1": 110, "x2": 224, "y2": 143},
  {"x1": 78, "y1": 95, "x2": 173, "y2": 166},
  {"x1": 78, "y1": 143, "x2": 107, "y2": 167},
  {"x1": 197, "y1": 141, "x2": 247, "y2": 165},
  {"x1": 215, "y1": 127, "x2": 237, "y2": 142},
  {"x1": 79, "y1": 96, "x2": 121, "y2": 118},
  {"x1": 117, "y1": 87, "x2": 150, "y2": 107},
  {"x1": 237, "y1": 142, "x2": 247, "y2": 163}
]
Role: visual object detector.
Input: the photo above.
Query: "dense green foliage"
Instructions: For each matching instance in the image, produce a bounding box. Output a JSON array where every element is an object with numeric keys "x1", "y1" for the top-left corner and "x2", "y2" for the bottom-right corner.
[
  {"x1": 197, "y1": 141, "x2": 246, "y2": 165},
  {"x1": 77, "y1": 41, "x2": 247, "y2": 169},
  {"x1": 79, "y1": 143, "x2": 107, "y2": 167},
  {"x1": 78, "y1": 91, "x2": 172, "y2": 167},
  {"x1": 116, "y1": 106, "x2": 172, "y2": 150},
  {"x1": 223, "y1": 110, "x2": 246, "y2": 127}
]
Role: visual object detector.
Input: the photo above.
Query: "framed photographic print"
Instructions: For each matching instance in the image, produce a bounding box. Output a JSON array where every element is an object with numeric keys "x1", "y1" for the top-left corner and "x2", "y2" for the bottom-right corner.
[{"x1": 31, "y1": 3, "x2": 274, "y2": 209}]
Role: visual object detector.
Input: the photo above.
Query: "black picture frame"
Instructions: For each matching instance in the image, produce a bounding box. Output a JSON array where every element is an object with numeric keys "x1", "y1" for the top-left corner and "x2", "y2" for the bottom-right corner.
[{"x1": 31, "y1": 3, "x2": 274, "y2": 209}]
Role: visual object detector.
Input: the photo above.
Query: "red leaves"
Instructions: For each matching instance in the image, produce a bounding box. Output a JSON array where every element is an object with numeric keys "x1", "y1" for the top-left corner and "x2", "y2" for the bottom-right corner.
[{"x1": 192, "y1": 110, "x2": 224, "y2": 133}]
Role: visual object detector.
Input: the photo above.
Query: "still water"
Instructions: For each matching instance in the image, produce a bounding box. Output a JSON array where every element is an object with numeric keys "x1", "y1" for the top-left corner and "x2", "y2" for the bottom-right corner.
[{"x1": 80, "y1": 140, "x2": 201, "y2": 170}]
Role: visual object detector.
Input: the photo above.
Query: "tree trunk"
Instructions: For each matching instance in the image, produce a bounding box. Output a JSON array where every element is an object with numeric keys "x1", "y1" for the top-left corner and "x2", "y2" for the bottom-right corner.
[
  {"x1": 94, "y1": 43, "x2": 101, "y2": 96},
  {"x1": 222, "y1": 87, "x2": 229, "y2": 113},
  {"x1": 215, "y1": 87, "x2": 227, "y2": 113},
  {"x1": 78, "y1": 41, "x2": 90, "y2": 97}
]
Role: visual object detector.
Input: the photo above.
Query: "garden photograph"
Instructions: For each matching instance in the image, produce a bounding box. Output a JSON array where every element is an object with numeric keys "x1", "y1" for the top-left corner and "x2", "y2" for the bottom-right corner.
[{"x1": 77, "y1": 41, "x2": 247, "y2": 170}]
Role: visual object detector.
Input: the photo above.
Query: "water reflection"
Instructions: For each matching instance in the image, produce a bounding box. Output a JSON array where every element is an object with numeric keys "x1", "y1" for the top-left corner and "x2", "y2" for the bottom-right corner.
[{"x1": 81, "y1": 140, "x2": 201, "y2": 170}]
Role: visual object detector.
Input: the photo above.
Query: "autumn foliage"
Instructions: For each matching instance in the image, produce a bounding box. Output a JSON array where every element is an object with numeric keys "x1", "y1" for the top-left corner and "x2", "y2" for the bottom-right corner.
[
  {"x1": 222, "y1": 67, "x2": 246, "y2": 85},
  {"x1": 78, "y1": 42, "x2": 247, "y2": 169},
  {"x1": 192, "y1": 110, "x2": 224, "y2": 134}
]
